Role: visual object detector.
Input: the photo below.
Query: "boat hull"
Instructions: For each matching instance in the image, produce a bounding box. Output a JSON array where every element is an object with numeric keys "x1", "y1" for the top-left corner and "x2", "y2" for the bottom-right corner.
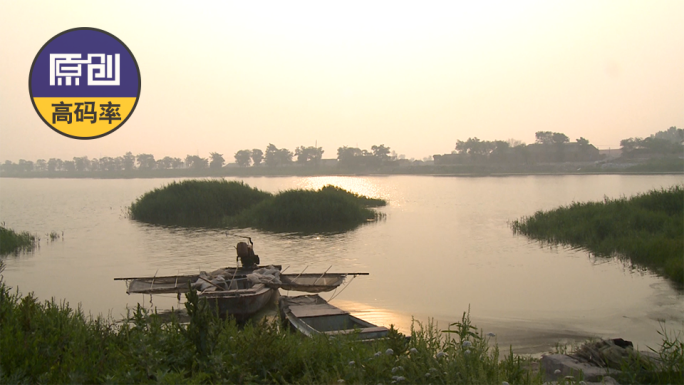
[
  {"x1": 279, "y1": 294, "x2": 389, "y2": 340},
  {"x1": 201, "y1": 284, "x2": 275, "y2": 321}
]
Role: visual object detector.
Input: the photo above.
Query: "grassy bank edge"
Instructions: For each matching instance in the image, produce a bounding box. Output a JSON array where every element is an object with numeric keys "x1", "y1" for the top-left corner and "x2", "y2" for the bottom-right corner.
[
  {"x1": 0, "y1": 272, "x2": 540, "y2": 385},
  {"x1": 511, "y1": 185, "x2": 684, "y2": 286},
  {"x1": 1, "y1": 270, "x2": 681, "y2": 384}
]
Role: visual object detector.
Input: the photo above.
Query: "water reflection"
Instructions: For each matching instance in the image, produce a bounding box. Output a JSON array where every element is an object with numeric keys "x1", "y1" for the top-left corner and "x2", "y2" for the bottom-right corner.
[
  {"x1": 297, "y1": 176, "x2": 389, "y2": 200},
  {"x1": 332, "y1": 298, "x2": 412, "y2": 333}
]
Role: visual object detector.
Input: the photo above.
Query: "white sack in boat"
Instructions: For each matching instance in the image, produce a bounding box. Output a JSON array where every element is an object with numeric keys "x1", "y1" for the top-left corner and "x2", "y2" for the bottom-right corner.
[
  {"x1": 192, "y1": 273, "x2": 227, "y2": 291},
  {"x1": 192, "y1": 279, "x2": 211, "y2": 291},
  {"x1": 191, "y1": 271, "x2": 211, "y2": 290},
  {"x1": 247, "y1": 265, "x2": 281, "y2": 285},
  {"x1": 212, "y1": 276, "x2": 227, "y2": 289}
]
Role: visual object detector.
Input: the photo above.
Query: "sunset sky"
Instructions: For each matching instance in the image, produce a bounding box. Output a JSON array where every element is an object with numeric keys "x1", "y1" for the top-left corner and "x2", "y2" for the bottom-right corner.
[{"x1": 1, "y1": 1, "x2": 682, "y2": 162}]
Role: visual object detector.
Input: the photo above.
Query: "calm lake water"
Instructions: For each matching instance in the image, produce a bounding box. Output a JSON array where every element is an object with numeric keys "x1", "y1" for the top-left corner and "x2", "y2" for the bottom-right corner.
[{"x1": 1, "y1": 175, "x2": 682, "y2": 354}]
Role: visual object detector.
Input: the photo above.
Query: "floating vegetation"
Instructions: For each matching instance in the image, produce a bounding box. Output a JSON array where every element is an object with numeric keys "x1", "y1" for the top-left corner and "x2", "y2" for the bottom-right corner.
[
  {"x1": 511, "y1": 185, "x2": 684, "y2": 285},
  {"x1": 0, "y1": 225, "x2": 37, "y2": 255},
  {"x1": 130, "y1": 180, "x2": 387, "y2": 232},
  {"x1": 46, "y1": 231, "x2": 61, "y2": 242}
]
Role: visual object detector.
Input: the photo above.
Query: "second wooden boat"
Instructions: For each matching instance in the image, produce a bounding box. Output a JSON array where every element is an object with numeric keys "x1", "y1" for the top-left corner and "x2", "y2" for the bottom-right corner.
[
  {"x1": 268, "y1": 273, "x2": 347, "y2": 293},
  {"x1": 279, "y1": 294, "x2": 389, "y2": 340}
]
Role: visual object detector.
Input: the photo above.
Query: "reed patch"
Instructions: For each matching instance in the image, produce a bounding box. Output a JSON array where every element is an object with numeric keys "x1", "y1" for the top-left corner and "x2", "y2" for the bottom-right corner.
[
  {"x1": 129, "y1": 180, "x2": 271, "y2": 227},
  {"x1": 0, "y1": 225, "x2": 37, "y2": 255},
  {"x1": 129, "y1": 180, "x2": 387, "y2": 232},
  {"x1": 225, "y1": 185, "x2": 386, "y2": 232},
  {"x1": 511, "y1": 185, "x2": 684, "y2": 285}
]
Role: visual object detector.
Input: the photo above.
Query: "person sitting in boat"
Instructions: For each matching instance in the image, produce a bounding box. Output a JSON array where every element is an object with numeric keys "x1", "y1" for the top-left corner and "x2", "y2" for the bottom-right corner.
[{"x1": 236, "y1": 238, "x2": 260, "y2": 268}]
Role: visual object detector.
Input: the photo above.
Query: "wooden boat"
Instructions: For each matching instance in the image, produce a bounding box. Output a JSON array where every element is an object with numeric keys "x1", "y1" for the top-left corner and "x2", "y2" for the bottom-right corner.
[
  {"x1": 199, "y1": 277, "x2": 275, "y2": 321},
  {"x1": 116, "y1": 268, "x2": 362, "y2": 295},
  {"x1": 115, "y1": 265, "x2": 282, "y2": 294},
  {"x1": 279, "y1": 294, "x2": 389, "y2": 340},
  {"x1": 115, "y1": 265, "x2": 281, "y2": 320},
  {"x1": 116, "y1": 267, "x2": 367, "y2": 321}
]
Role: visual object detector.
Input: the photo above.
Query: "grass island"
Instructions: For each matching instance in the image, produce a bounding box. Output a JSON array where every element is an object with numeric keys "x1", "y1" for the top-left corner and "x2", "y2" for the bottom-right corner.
[{"x1": 129, "y1": 180, "x2": 387, "y2": 232}]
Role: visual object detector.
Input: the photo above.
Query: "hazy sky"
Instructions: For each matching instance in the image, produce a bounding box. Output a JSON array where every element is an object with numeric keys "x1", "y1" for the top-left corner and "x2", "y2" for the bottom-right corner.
[{"x1": 1, "y1": 1, "x2": 682, "y2": 162}]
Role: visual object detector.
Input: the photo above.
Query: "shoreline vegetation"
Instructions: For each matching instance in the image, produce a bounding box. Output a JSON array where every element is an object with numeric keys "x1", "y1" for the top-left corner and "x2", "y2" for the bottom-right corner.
[
  {"x1": 0, "y1": 225, "x2": 37, "y2": 255},
  {"x1": 0, "y1": 156, "x2": 682, "y2": 180},
  {"x1": 129, "y1": 180, "x2": 386, "y2": 231},
  {"x1": 512, "y1": 185, "x2": 684, "y2": 286},
  {"x1": 1, "y1": 274, "x2": 537, "y2": 384},
  {"x1": 1, "y1": 270, "x2": 681, "y2": 384}
]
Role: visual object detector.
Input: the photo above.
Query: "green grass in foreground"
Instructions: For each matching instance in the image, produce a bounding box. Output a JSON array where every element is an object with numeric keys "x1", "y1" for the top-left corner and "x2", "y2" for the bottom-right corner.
[
  {"x1": 511, "y1": 185, "x2": 684, "y2": 285},
  {"x1": 130, "y1": 180, "x2": 387, "y2": 232},
  {"x1": 0, "y1": 277, "x2": 541, "y2": 384},
  {"x1": 0, "y1": 225, "x2": 36, "y2": 255},
  {"x1": 1, "y1": 267, "x2": 682, "y2": 385}
]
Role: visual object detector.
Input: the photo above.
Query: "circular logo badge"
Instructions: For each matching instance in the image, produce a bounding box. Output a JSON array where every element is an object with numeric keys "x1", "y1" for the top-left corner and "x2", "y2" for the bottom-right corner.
[{"x1": 29, "y1": 28, "x2": 141, "y2": 139}]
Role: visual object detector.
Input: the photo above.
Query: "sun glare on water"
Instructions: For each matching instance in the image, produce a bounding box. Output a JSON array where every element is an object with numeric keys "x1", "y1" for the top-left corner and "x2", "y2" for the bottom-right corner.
[
  {"x1": 298, "y1": 176, "x2": 389, "y2": 202},
  {"x1": 332, "y1": 298, "x2": 412, "y2": 334}
]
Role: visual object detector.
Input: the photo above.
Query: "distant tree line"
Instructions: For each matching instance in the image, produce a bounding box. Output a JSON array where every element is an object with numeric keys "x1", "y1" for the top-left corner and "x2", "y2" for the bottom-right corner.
[
  {"x1": 231, "y1": 144, "x2": 322, "y2": 168},
  {"x1": 0, "y1": 152, "x2": 219, "y2": 173},
  {"x1": 619, "y1": 126, "x2": 683, "y2": 159},
  {"x1": 1, "y1": 127, "x2": 680, "y2": 174},
  {"x1": 231, "y1": 143, "x2": 395, "y2": 168},
  {"x1": 434, "y1": 131, "x2": 601, "y2": 165},
  {"x1": 1, "y1": 141, "x2": 401, "y2": 174}
]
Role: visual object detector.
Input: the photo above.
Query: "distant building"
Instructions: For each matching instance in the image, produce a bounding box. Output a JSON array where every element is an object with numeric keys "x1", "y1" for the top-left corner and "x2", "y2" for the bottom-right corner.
[
  {"x1": 433, "y1": 153, "x2": 468, "y2": 165},
  {"x1": 412, "y1": 159, "x2": 433, "y2": 166},
  {"x1": 319, "y1": 159, "x2": 338, "y2": 167},
  {"x1": 382, "y1": 159, "x2": 411, "y2": 167},
  {"x1": 599, "y1": 148, "x2": 622, "y2": 159},
  {"x1": 524, "y1": 143, "x2": 601, "y2": 163}
]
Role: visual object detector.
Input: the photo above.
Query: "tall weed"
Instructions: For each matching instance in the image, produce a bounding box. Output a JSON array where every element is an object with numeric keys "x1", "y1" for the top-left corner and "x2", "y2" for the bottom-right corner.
[{"x1": 0, "y1": 225, "x2": 36, "y2": 255}]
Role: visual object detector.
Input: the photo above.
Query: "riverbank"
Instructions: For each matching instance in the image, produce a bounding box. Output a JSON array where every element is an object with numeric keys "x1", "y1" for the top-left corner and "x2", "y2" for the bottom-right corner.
[
  {"x1": 0, "y1": 274, "x2": 540, "y2": 384},
  {"x1": 2, "y1": 170, "x2": 684, "y2": 179},
  {"x1": 1, "y1": 158, "x2": 682, "y2": 179},
  {"x1": 2, "y1": 274, "x2": 680, "y2": 384}
]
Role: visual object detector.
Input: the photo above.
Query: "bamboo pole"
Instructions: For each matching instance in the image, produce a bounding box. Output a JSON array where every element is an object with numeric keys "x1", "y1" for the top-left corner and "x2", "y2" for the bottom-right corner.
[{"x1": 313, "y1": 266, "x2": 332, "y2": 285}]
